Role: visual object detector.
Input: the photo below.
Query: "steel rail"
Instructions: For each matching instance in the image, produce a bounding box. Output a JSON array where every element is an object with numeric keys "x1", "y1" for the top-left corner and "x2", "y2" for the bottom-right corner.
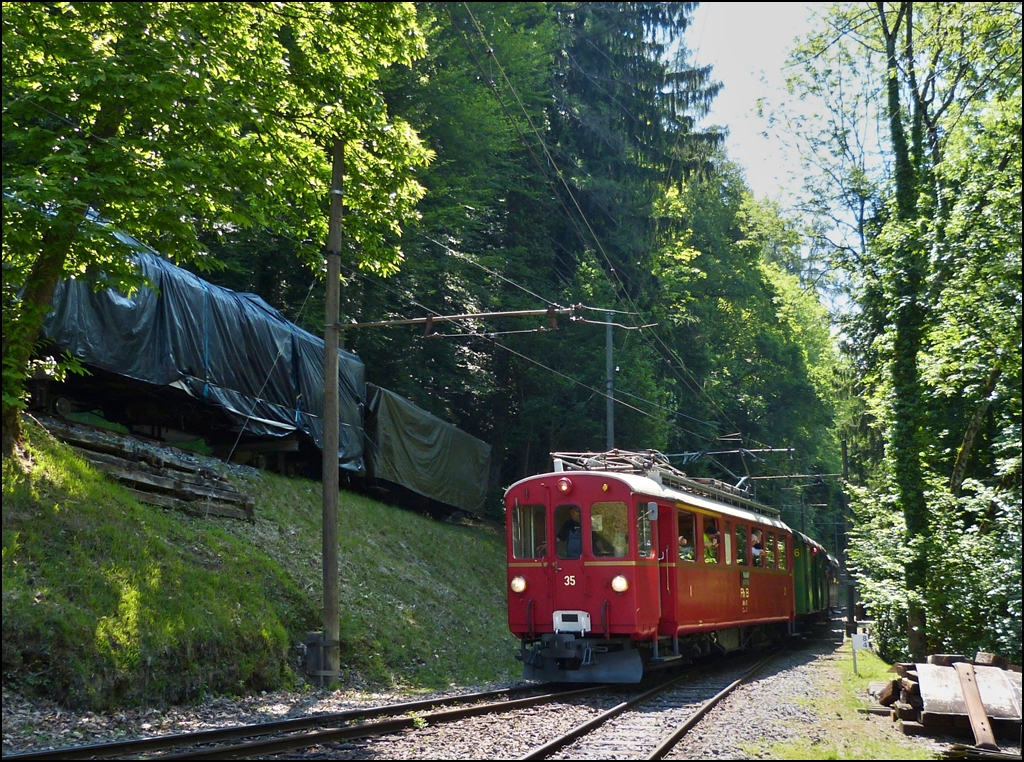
[
  {"x1": 646, "y1": 652, "x2": 778, "y2": 760},
  {"x1": 159, "y1": 684, "x2": 608, "y2": 760},
  {"x1": 518, "y1": 667, "x2": 702, "y2": 760},
  {"x1": 5, "y1": 683, "x2": 598, "y2": 761}
]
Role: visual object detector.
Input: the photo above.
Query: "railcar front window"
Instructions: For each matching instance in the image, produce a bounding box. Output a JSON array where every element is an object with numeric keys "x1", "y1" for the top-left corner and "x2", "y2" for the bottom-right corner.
[
  {"x1": 511, "y1": 503, "x2": 547, "y2": 559},
  {"x1": 636, "y1": 503, "x2": 654, "y2": 558},
  {"x1": 590, "y1": 501, "x2": 628, "y2": 557},
  {"x1": 777, "y1": 535, "x2": 788, "y2": 570},
  {"x1": 766, "y1": 532, "x2": 776, "y2": 569},
  {"x1": 555, "y1": 504, "x2": 583, "y2": 558},
  {"x1": 735, "y1": 524, "x2": 749, "y2": 566}
]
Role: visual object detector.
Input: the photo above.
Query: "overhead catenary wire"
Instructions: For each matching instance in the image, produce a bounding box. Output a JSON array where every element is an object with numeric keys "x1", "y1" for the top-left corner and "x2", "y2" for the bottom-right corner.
[
  {"x1": 343, "y1": 266, "x2": 712, "y2": 441},
  {"x1": 451, "y1": 4, "x2": 750, "y2": 445}
]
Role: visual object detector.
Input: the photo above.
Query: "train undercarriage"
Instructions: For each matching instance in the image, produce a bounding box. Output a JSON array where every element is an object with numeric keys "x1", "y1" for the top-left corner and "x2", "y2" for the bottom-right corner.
[{"x1": 517, "y1": 623, "x2": 788, "y2": 683}]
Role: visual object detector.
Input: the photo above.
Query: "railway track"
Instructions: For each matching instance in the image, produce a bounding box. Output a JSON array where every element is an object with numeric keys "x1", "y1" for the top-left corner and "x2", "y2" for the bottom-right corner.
[
  {"x1": 4, "y1": 683, "x2": 605, "y2": 761},
  {"x1": 523, "y1": 653, "x2": 777, "y2": 761},
  {"x1": 9, "y1": 651, "x2": 778, "y2": 760}
]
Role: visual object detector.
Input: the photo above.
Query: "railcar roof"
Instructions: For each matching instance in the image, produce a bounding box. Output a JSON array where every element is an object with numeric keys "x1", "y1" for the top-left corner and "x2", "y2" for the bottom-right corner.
[{"x1": 506, "y1": 470, "x2": 792, "y2": 532}]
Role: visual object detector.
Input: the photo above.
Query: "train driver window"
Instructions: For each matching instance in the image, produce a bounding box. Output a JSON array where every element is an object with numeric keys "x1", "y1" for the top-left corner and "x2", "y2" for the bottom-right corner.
[
  {"x1": 677, "y1": 511, "x2": 695, "y2": 561},
  {"x1": 590, "y1": 501, "x2": 628, "y2": 557},
  {"x1": 735, "y1": 524, "x2": 749, "y2": 566},
  {"x1": 702, "y1": 516, "x2": 721, "y2": 564},
  {"x1": 636, "y1": 502, "x2": 655, "y2": 558},
  {"x1": 777, "y1": 535, "x2": 788, "y2": 570},
  {"x1": 765, "y1": 532, "x2": 776, "y2": 569},
  {"x1": 511, "y1": 503, "x2": 547, "y2": 559},
  {"x1": 555, "y1": 504, "x2": 583, "y2": 559}
]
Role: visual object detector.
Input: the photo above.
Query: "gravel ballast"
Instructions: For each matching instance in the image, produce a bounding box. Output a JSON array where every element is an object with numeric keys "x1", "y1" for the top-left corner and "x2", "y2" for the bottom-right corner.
[{"x1": 4, "y1": 624, "x2": 1019, "y2": 759}]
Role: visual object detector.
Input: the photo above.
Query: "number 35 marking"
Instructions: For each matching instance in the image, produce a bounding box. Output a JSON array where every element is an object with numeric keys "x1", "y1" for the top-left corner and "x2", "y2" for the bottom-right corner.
[{"x1": 563, "y1": 575, "x2": 576, "y2": 586}]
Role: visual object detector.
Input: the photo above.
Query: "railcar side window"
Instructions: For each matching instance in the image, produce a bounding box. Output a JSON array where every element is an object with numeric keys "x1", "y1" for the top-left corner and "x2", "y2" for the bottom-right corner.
[
  {"x1": 777, "y1": 535, "x2": 788, "y2": 570},
  {"x1": 751, "y1": 527, "x2": 764, "y2": 566},
  {"x1": 590, "y1": 501, "x2": 628, "y2": 557},
  {"x1": 677, "y1": 511, "x2": 696, "y2": 561},
  {"x1": 555, "y1": 504, "x2": 583, "y2": 558},
  {"x1": 702, "y1": 517, "x2": 721, "y2": 564},
  {"x1": 511, "y1": 503, "x2": 547, "y2": 559},
  {"x1": 636, "y1": 503, "x2": 654, "y2": 558},
  {"x1": 766, "y1": 532, "x2": 777, "y2": 569},
  {"x1": 735, "y1": 524, "x2": 749, "y2": 566}
]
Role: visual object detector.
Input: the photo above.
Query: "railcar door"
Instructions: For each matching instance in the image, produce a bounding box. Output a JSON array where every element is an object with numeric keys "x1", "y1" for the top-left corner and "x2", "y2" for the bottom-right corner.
[
  {"x1": 633, "y1": 499, "x2": 661, "y2": 634},
  {"x1": 551, "y1": 502, "x2": 590, "y2": 633}
]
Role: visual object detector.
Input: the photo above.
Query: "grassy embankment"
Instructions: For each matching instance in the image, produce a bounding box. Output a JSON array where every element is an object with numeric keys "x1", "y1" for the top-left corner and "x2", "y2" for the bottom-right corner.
[
  {"x1": 2, "y1": 417, "x2": 519, "y2": 710},
  {"x1": 751, "y1": 641, "x2": 934, "y2": 760}
]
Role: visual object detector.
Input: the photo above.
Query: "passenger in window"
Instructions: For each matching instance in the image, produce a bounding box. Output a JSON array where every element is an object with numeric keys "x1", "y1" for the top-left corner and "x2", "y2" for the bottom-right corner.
[
  {"x1": 678, "y1": 534, "x2": 694, "y2": 560},
  {"x1": 751, "y1": 528, "x2": 764, "y2": 567},
  {"x1": 678, "y1": 512, "x2": 696, "y2": 561},
  {"x1": 703, "y1": 525, "x2": 720, "y2": 563}
]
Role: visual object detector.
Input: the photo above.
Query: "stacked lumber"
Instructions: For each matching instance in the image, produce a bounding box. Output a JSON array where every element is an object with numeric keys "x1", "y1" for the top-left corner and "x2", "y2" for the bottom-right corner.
[
  {"x1": 37, "y1": 414, "x2": 255, "y2": 521},
  {"x1": 871, "y1": 651, "x2": 1022, "y2": 753}
]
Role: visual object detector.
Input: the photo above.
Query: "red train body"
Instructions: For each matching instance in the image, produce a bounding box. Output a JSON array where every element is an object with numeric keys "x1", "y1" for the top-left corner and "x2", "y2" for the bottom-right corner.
[{"x1": 505, "y1": 451, "x2": 835, "y2": 682}]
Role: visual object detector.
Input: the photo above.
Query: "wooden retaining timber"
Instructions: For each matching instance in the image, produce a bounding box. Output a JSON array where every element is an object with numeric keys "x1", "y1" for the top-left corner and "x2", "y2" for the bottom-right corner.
[
  {"x1": 37, "y1": 415, "x2": 255, "y2": 521},
  {"x1": 870, "y1": 652, "x2": 1022, "y2": 754}
]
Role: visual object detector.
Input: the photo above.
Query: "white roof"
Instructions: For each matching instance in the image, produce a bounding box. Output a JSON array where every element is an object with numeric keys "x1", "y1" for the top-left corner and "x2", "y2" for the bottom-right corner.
[{"x1": 506, "y1": 470, "x2": 792, "y2": 532}]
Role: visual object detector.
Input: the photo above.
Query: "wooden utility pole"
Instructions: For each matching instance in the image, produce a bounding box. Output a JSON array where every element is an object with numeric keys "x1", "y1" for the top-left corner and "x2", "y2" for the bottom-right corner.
[
  {"x1": 606, "y1": 311, "x2": 614, "y2": 449},
  {"x1": 321, "y1": 139, "x2": 343, "y2": 687}
]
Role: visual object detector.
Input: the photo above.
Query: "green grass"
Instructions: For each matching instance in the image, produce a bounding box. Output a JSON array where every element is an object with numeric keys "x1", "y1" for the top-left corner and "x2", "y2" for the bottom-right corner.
[
  {"x1": 749, "y1": 641, "x2": 935, "y2": 760},
  {"x1": 2, "y1": 419, "x2": 519, "y2": 710}
]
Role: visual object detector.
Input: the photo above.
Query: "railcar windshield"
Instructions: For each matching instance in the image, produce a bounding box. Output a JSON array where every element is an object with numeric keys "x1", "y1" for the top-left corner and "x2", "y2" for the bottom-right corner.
[
  {"x1": 511, "y1": 503, "x2": 547, "y2": 558},
  {"x1": 777, "y1": 535, "x2": 788, "y2": 570},
  {"x1": 590, "y1": 501, "x2": 628, "y2": 557},
  {"x1": 555, "y1": 504, "x2": 583, "y2": 558}
]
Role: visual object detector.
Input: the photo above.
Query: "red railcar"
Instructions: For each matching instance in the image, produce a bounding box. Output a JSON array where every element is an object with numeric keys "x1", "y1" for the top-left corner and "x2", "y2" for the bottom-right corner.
[{"x1": 506, "y1": 451, "x2": 813, "y2": 682}]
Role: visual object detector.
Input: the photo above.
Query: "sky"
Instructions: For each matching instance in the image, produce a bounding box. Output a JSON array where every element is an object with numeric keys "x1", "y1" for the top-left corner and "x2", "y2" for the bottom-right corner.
[{"x1": 684, "y1": 2, "x2": 826, "y2": 201}]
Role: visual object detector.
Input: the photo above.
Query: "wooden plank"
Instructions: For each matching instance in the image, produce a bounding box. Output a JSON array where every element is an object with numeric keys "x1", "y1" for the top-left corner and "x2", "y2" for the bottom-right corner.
[
  {"x1": 893, "y1": 701, "x2": 920, "y2": 721},
  {"x1": 45, "y1": 416, "x2": 219, "y2": 477},
  {"x1": 878, "y1": 678, "x2": 902, "y2": 707},
  {"x1": 929, "y1": 654, "x2": 968, "y2": 666},
  {"x1": 975, "y1": 652, "x2": 1010, "y2": 670},
  {"x1": 955, "y1": 661, "x2": 1000, "y2": 751},
  {"x1": 902, "y1": 677, "x2": 922, "y2": 694},
  {"x1": 73, "y1": 447, "x2": 251, "y2": 507},
  {"x1": 123, "y1": 488, "x2": 252, "y2": 521}
]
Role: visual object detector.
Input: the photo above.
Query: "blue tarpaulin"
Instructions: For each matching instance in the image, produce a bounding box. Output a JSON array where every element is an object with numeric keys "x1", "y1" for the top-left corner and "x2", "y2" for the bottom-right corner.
[{"x1": 42, "y1": 231, "x2": 365, "y2": 471}]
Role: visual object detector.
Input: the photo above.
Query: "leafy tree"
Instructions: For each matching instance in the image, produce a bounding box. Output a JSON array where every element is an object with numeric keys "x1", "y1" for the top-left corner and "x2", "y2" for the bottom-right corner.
[
  {"x1": 2, "y1": 2, "x2": 431, "y2": 453},
  {"x1": 789, "y1": 2, "x2": 1021, "y2": 659}
]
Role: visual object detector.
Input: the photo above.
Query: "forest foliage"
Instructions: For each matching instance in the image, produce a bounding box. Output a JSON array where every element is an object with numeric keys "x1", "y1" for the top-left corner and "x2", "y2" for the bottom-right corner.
[
  {"x1": 4, "y1": 2, "x2": 1018, "y2": 668},
  {"x1": 782, "y1": 2, "x2": 1021, "y2": 661}
]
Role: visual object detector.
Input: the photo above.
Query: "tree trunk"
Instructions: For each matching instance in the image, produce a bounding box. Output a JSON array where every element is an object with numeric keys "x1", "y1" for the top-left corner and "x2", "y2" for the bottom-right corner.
[
  {"x1": 1, "y1": 95, "x2": 126, "y2": 457},
  {"x1": 877, "y1": 1, "x2": 930, "y2": 660}
]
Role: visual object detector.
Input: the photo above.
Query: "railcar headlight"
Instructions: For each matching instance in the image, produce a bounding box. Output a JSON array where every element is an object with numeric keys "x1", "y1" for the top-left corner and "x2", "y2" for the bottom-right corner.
[
  {"x1": 510, "y1": 576, "x2": 527, "y2": 594},
  {"x1": 556, "y1": 477, "x2": 573, "y2": 494},
  {"x1": 611, "y1": 575, "x2": 629, "y2": 593}
]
